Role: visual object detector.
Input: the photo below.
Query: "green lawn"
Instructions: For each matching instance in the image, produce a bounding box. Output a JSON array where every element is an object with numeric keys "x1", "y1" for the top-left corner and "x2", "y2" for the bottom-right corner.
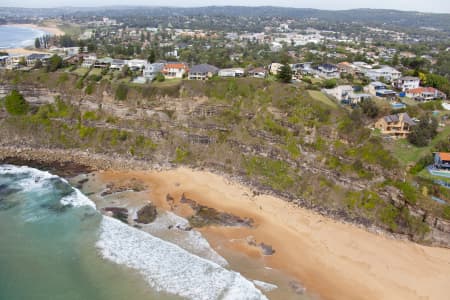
[
  {"x1": 89, "y1": 68, "x2": 103, "y2": 76},
  {"x1": 151, "y1": 78, "x2": 182, "y2": 87},
  {"x1": 71, "y1": 67, "x2": 90, "y2": 77},
  {"x1": 307, "y1": 90, "x2": 338, "y2": 108},
  {"x1": 389, "y1": 126, "x2": 450, "y2": 166}
]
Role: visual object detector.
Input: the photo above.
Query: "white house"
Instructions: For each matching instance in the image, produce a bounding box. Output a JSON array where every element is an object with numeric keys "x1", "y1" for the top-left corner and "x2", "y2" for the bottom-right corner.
[
  {"x1": 366, "y1": 66, "x2": 401, "y2": 82},
  {"x1": 218, "y1": 68, "x2": 245, "y2": 78},
  {"x1": 247, "y1": 67, "x2": 267, "y2": 78},
  {"x1": 314, "y1": 63, "x2": 339, "y2": 79},
  {"x1": 143, "y1": 63, "x2": 165, "y2": 81},
  {"x1": 269, "y1": 63, "x2": 283, "y2": 75},
  {"x1": 162, "y1": 62, "x2": 189, "y2": 79},
  {"x1": 394, "y1": 76, "x2": 420, "y2": 91},
  {"x1": 81, "y1": 55, "x2": 97, "y2": 68},
  {"x1": 110, "y1": 59, "x2": 126, "y2": 70},
  {"x1": 127, "y1": 59, "x2": 147, "y2": 70},
  {"x1": 406, "y1": 87, "x2": 446, "y2": 100}
]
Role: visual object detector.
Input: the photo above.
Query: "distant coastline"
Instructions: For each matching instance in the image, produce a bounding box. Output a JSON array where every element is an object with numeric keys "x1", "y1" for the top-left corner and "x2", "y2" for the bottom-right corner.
[{"x1": 0, "y1": 23, "x2": 63, "y2": 55}]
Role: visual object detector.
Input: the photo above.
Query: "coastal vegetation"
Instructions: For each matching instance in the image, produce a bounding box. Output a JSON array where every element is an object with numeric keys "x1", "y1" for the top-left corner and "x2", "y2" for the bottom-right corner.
[{"x1": 1, "y1": 68, "x2": 448, "y2": 245}]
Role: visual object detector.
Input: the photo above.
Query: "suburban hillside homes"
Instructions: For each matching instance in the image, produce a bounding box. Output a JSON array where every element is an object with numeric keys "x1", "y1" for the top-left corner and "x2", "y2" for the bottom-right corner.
[
  {"x1": 365, "y1": 81, "x2": 397, "y2": 98},
  {"x1": 366, "y1": 65, "x2": 401, "y2": 82},
  {"x1": 127, "y1": 59, "x2": 147, "y2": 70},
  {"x1": 394, "y1": 76, "x2": 420, "y2": 91},
  {"x1": 374, "y1": 113, "x2": 415, "y2": 138},
  {"x1": 337, "y1": 61, "x2": 357, "y2": 75},
  {"x1": 218, "y1": 68, "x2": 245, "y2": 77},
  {"x1": 269, "y1": 62, "x2": 283, "y2": 75},
  {"x1": 188, "y1": 64, "x2": 219, "y2": 80},
  {"x1": 142, "y1": 63, "x2": 165, "y2": 81},
  {"x1": 313, "y1": 63, "x2": 339, "y2": 79},
  {"x1": 406, "y1": 87, "x2": 447, "y2": 100},
  {"x1": 434, "y1": 152, "x2": 450, "y2": 170},
  {"x1": 26, "y1": 53, "x2": 51, "y2": 67},
  {"x1": 110, "y1": 59, "x2": 126, "y2": 70},
  {"x1": 81, "y1": 54, "x2": 97, "y2": 68},
  {"x1": 162, "y1": 62, "x2": 189, "y2": 79},
  {"x1": 325, "y1": 85, "x2": 371, "y2": 104},
  {"x1": 247, "y1": 67, "x2": 267, "y2": 78}
]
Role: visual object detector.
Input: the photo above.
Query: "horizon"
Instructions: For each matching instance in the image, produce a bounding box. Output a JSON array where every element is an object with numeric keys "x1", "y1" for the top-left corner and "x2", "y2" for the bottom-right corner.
[{"x1": 0, "y1": 3, "x2": 449, "y2": 14}]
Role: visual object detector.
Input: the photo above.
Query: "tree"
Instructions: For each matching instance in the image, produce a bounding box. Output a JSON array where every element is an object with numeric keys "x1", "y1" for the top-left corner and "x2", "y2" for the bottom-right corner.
[
  {"x1": 154, "y1": 73, "x2": 165, "y2": 82},
  {"x1": 4, "y1": 90, "x2": 29, "y2": 115},
  {"x1": 46, "y1": 55, "x2": 63, "y2": 72},
  {"x1": 408, "y1": 114, "x2": 438, "y2": 147},
  {"x1": 147, "y1": 49, "x2": 156, "y2": 63},
  {"x1": 34, "y1": 37, "x2": 41, "y2": 49},
  {"x1": 360, "y1": 99, "x2": 379, "y2": 118},
  {"x1": 391, "y1": 53, "x2": 399, "y2": 66},
  {"x1": 323, "y1": 79, "x2": 337, "y2": 89},
  {"x1": 277, "y1": 64, "x2": 292, "y2": 83}
]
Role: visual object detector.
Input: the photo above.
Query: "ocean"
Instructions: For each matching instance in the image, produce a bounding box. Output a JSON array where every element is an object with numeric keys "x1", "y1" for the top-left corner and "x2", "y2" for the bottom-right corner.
[
  {"x1": 0, "y1": 26, "x2": 48, "y2": 49},
  {"x1": 0, "y1": 165, "x2": 270, "y2": 300}
]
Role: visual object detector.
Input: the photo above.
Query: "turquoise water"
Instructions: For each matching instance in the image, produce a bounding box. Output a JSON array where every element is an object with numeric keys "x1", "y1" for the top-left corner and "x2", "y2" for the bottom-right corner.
[
  {"x1": 0, "y1": 165, "x2": 177, "y2": 300},
  {"x1": 0, "y1": 26, "x2": 47, "y2": 49},
  {"x1": 0, "y1": 165, "x2": 269, "y2": 300}
]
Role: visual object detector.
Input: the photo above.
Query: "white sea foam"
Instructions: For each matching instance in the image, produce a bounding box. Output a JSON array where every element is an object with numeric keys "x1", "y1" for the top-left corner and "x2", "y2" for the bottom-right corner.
[
  {"x1": 0, "y1": 165, "x2": 96, "y2": 208},
  {"x1": 252, "y1": 280, "x2": 278, "y2": 292},
  {"x1": 145, "y1": 211, "x2": 228, "y2": 266},
  {"x1": 97, "y1": 216, "x2": 268, "y2": 300}
]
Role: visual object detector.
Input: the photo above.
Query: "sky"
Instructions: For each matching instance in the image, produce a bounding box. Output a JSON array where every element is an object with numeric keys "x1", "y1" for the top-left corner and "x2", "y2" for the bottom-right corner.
[{"x1": 1, "y1": 0, "x2": 449, "y2": 14}]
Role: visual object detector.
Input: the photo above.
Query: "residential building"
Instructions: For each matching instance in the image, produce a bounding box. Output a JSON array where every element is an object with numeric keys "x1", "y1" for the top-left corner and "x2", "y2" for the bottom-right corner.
[
  {"x1": 247, "y1": 67, "x2": 267, "y2": 78},
  {"x1": 188, "y1": 64, "x2": 219, "y2": 80},
  {"x1": 434, "y1": 152, "x2": 450, "y2": 170},
  {"x1": 365, "y1": 81, "x2": 388, "y2": 95},
  {"x1": 374, "y1": 113, "x2": 415, "y2": 138},
  {"x1": 127, "y1": 59, "x2": 147, "y2": 70},
  {"x1": 142, "y1": 63, "x2": 165, "y2": 81},
  {"x1": 94, "y1": 57, "x2": 113, "y2": 69},
  {"x1": 81, "y1": 54, "x2": 97, "y2": 68},
  {"x1": 110, "y1": 59, "x2": 126, "y2": 70},
  {"x1": 366, "y1": 66, "x2": 401, "y2": 82},
  {"x1": 394, "y1": 76, "x2": 420, "y2": 91},
  {"x1": 337, "y1": 62, "x2": 357, "y2": 75},
  {"x1": 313, "y1": 63, "x2": 339, "y2": 79},
  {"x1": 26, "y1": 53, "x2": 51, "y2": 67},
  {"x1": 162, "y1": 62, "x2": 189, "y2": 79},
  {"x1": 269, "y1": 63, "x2": 283, "y2": 75},
  {"x1": 406, "y1": 87, "x2": 446, "y2": 100},
  {"x1": 218, "y1": 68, "x2": 245, "y2": 78}
]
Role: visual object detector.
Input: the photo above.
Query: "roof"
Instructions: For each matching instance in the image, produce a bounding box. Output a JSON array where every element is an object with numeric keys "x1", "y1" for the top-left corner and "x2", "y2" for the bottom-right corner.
[
  {"x1": 248, "y1": 67, "x2": 267, "y2": 73},
  {"x1": 164, "y1": 63, "x2": 188, "y2": 69},
  {"x1": 399, "y1": 76, "x2": 420, "y2": 81},
  {"x1": 408, "y1": 87, "x2": 439, "y2": 94},
  {"x1": 438, "y1": 153, "x2": 450, "y2": 161},
  {"x1": 383, "y1": 113, "x2": 415, "y2": 126},
  {"x1": 189, "y1": 64, "x2": 219, "y2": 73}
]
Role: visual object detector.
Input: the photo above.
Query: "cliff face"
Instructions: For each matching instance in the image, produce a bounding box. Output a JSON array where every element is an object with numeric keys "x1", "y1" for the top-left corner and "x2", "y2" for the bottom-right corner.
[{"x1": 1, "y1": 77, "x2": 449, "y2": 247}]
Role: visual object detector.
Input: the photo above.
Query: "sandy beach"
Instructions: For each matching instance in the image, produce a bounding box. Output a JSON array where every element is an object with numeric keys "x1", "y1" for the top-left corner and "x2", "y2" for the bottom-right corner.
[{"x1": 96, "y1": 167, "x2": 450, "y2": 300}]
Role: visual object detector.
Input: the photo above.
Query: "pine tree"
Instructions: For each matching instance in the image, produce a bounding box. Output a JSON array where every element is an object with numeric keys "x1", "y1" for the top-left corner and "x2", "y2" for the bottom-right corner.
[{"x1": 277, "y1": 64, "x2": 292, "y2": 83}]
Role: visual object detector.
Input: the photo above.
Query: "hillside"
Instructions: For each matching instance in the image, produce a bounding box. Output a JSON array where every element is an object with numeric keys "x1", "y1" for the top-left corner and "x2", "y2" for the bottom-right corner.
[{"x1": 0, "y1": 69, "x2": 449, "y2": 247}]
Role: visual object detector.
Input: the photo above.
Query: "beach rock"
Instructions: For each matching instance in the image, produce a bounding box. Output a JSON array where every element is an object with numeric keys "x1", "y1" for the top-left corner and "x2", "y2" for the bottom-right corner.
[
  {"x1": 103, "y1": 207, "x2": 129, "y2": 224},
  {"x1": 181, "y1": 193, "x2": 254, "y2": 228},
  {"x1": 259, "y1": 243, "x2": 275, "y2": 255},
  {"x1": 101, "y1": 178, "x2": 147, "y2": 196},
  {"x1": 75, "y1": 178, "x2": 89, "y2": 189},
  {"x1": 135, "y1": 203, "x2": 158, "y2": 224},
  {"x1": 289, "y1": 281, "x2": 306, "y2": 295}
]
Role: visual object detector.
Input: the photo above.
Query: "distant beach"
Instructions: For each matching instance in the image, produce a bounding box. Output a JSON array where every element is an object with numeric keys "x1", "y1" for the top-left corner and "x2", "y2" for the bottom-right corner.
[{"x1": 0, "y1": 23, "x2": 63, "y2": 54}]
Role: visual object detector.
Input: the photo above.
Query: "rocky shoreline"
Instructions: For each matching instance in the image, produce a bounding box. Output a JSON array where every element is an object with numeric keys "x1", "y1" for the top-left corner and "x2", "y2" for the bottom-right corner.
[{"x1": 1, "y1": 145, "x2": 449, "y2": 248}]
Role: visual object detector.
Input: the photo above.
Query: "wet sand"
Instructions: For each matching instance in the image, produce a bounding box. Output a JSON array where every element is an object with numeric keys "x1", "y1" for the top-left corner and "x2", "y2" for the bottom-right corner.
[{"x1": 94, "y1": 167, "x2": 450, "y2": 300}]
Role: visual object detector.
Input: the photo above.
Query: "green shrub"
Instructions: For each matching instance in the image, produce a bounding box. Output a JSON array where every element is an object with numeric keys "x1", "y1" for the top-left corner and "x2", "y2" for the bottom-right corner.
[
  {"x1": 115, "y1": 83, "x2": 128, "y2": 100},
  {"x1": 82, "y1": 111, "x2": 99, "y2": 121},
  {"x1": 244, "y1": 156, "x2": 297, "y2": 190},
  {"x1": 4, "y1": 90, "x2": 29, "y2": 115},
  {"x1": 174, "y1": 147, "x2": 190, "y2": 164},
  {"x1": 379, "y1": 204, "x2": 399, "y2": 231},
  {"x1": 85, "y1": 83, "x2": 94, "y2": 95},
  {"x1": 443, "y1": 206, "x2": 450, "y2": 220}
]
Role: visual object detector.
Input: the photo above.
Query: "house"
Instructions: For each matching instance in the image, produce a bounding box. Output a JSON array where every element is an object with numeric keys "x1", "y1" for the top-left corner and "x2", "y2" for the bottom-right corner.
[
  {"x1": 94, "y1": 57, "x2": 113, "y2": 69},
  {"x1": 110, "y1": 59, "x2": 126, "y2": 70},
  {"x1": 394, "y1": 76, "x2": 420, "y2": 91},
  {"x1": 406, "y1": 87, "x2": 446, "y2": 101},
  {"x1": 0, "y1": 55, "x2": 9, "y2": 67},
  {"x1": 374, "y1": 113, "x2": 415, "y2": 138},
  {"x1": 5, "y1": 55, "x2": 26, "y2": 70},
  {"x1": 163, "y1": 62, "x2": 189, "y2": 79},
  {"x1": 269, "y1": 63, "x2": 283, "y2": 75},
  {"x1": 218, "y1": 68, "x2": 245, "y2": 78},
  {"x1": 434, "y1": 152, "x2": 450, "y2": 170},
  {"x1": 366, "y1": 66, "x2": 401, "y2": 82},
  {"x1": 127, "y1": 59, "x2": 147, "y2": 70},
  {"x1": 326, "y1": 85, "x2": 353, "y2": 101},
  {"x1": 313, "y1": 63, "x2": 339, "y2": 79},
  {"x1": 142, "y1": 63, "x2": 165, "y2": 81},
  {"x1": 81, "y1": 54, "x2": 97, "y2": 68},
  {"x1": 26, "y1": 53, "x2": 51, "y2": 67},
  {"x1": 337, "y1": 62, "x2": 357, "y2": 75},
  {"x1": 247, "y1": 67, "x2": 267, "y2": 78},
  {"x1": 188, "y1": 64, "x2": 219, "y2": 80}
]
